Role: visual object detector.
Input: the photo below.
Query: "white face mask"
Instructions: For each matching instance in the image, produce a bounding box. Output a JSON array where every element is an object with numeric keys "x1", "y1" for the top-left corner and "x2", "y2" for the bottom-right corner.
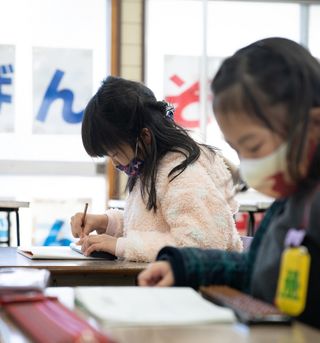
[{"x1": 239, "y1": 143, "x2": 295, "y2": 198}]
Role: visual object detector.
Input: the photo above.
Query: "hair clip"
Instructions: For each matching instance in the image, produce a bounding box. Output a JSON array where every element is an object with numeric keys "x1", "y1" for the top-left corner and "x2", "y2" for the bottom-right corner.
[{"x1": 164, "y1": 102, "x2": 175, "y2": 121}]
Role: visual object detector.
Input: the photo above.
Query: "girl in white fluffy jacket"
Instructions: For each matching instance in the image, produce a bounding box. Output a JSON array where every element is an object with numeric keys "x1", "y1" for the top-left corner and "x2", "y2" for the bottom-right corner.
[{"x1": 70, "y1": 76, "x2": 242, "y2": 262}]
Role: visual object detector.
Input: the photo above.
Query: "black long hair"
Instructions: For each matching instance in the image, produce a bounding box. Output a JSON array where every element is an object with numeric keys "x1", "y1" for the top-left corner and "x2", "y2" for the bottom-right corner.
[
  {"x1": 211, "y1": 37, "x2": 320, "y2": 186},
  {"x1": 82, "y1": 76, "x2": 216, "y2": 211}
]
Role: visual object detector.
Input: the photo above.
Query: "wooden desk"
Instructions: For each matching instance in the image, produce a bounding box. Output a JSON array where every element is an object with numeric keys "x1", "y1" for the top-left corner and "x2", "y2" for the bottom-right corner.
[
  {"x1": 0, "y1": 248, "x2": 147, "y2": 287},
  {"x1": 0, "y1": 200, "x2": 30, "y2": 246},
  {"x1": 108, "y1": 199, "x2": 125, "y2": 209},
  {"x1": 105, "y1": 322, "x2": 320, "y2": 343},
  {"x1": 1, "y1": 287, "x2": 319, "y2": 343}
]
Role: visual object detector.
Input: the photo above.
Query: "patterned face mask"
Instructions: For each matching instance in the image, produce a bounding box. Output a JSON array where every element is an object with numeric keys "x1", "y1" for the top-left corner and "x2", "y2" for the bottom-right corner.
[
  {"x1": 116, "y1": 141, "x2": 144, "y2": 177},
  {"x1": 239, "y1": 143, "x2": 296, "y2": 198},
  {"x1": 116, "y1": 158, "x2": 144, "y2": 177}
]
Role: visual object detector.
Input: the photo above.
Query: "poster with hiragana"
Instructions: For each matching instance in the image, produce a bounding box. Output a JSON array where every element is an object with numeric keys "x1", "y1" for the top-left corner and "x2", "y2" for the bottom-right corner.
[
  {"x1": 164, "y1": 55, "x2": 222, "y2": 129},
  {"x1": 0, "y1": 45, "x2": 15, "y2": 132},
  {"x1": 33, "y1": 47, "x2": 92, "y2": 134}
]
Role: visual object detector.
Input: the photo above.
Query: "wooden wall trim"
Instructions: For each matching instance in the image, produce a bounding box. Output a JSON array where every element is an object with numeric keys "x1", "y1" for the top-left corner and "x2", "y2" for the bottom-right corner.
[
  {"x1": 141, "y1": 0, "x2": 146, "y2": 83},
  {"x1": 111, "y1": 0, "x2": 121, "y2": 76},
  {"x1": 107, "y1": 0, "x2": 121, "y2": 201}
]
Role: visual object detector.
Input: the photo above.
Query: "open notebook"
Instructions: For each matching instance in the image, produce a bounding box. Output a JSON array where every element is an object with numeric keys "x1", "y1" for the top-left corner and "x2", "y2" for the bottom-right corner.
[
  {"x1": 17, "y1": 243, "x2": 115, "y2": 260},
  {"x1": 75, "y1": 287, "x2": 235, "y2": 326}
]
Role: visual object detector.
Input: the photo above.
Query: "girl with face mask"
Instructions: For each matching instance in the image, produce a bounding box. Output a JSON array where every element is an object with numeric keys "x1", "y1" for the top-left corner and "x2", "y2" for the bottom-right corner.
[
  {"x1": 70, "y1": 76, "x2": 242, "y2": 262},
  {"x1": 138, "y1": 38, "x2": 320, "y2": 329}
]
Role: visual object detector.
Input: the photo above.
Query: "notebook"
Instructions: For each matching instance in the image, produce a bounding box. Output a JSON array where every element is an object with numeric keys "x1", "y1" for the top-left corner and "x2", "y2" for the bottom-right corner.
[
  {"x1": 17, "y1": 244, "x2": 114, "y2": 260},
  {"x1": 75, "y1": 287, "x2": 235, "y2": 326}
]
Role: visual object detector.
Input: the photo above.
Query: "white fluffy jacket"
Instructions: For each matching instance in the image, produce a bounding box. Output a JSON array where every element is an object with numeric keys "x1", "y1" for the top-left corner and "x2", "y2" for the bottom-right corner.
[{"x1": 106, "y1": 149, "x2": 243, "y2": 262}]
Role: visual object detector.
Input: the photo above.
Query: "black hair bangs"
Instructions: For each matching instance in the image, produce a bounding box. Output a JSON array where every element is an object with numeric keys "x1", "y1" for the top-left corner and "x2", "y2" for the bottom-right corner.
[
  {"x1": 213, "y1": 83, "x2": 247, "y2": 116},
  {"x1": 81, "y1": 95, "x2": 130, "y2": 157},
  {"x1": 213, "y1": 81, "x2": 276, "y2": 132}
]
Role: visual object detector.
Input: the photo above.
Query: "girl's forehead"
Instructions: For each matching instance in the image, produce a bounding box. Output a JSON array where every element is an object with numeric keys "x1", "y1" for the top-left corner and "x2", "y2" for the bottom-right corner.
[{"x1": 213, "y1": 85, "x2": 289, "y2": 134}]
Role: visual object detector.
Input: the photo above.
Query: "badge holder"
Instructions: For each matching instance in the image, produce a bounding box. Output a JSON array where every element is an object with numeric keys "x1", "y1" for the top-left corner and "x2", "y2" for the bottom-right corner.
[{"x1": 275, "y1": 241, "x2": 310, "y2": 316}]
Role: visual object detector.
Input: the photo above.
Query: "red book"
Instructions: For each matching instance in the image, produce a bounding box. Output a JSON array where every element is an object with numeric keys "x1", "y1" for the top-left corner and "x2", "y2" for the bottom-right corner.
[{"x1": 1, "y1": 293, "x2": 116, "y2": 343}]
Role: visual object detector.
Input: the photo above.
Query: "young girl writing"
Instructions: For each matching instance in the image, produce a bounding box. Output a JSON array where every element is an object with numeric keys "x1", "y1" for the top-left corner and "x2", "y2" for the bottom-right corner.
[
  {"x1": 138, "y1": 38, "x2": 320, "y2": 328},
  {"x1": 70, "y1": 76, "x2": 242, "y2": 262}
]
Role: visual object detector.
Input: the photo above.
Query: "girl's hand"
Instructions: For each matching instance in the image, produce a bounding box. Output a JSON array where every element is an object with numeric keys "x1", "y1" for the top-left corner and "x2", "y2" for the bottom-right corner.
[
  {"x1": 70, "y1": 213, "x2": 108, "y2": 238},
  {"x1": 138, "y1": 261, "x2": 175, "y2": 287},
  {"x1": 79, "y1": 234, "x2": 117, "y2": 256}
]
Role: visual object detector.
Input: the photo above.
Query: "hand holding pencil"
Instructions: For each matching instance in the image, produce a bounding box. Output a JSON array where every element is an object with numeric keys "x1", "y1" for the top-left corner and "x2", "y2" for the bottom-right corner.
[
  {"x1": 70, "y1": 204, "x2": 109, "y2": 239},
  {"x1": 80, "y1": 202, "x2": 89, "y2": 238}
]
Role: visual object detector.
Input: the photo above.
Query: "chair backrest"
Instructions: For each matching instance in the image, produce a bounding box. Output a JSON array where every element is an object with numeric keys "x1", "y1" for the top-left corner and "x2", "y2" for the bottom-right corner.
[{"x1": 240, "y1": 236, "x2": 253, "y2": 252}]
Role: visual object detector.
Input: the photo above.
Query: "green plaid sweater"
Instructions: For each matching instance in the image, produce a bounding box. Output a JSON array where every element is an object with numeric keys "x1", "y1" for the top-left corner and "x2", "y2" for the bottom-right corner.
[
  {"x1": 157, "y1": 200, "x2": 286, "y2": 293},
  {"x1": 157, "y1": 184, "x2": 320, "y2": 329}
]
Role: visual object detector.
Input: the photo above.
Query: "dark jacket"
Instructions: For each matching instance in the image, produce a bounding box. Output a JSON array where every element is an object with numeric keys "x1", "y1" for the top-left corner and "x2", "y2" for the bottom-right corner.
[{"x1": 157, "y1": 186, "x2": 320, "y2": 329}]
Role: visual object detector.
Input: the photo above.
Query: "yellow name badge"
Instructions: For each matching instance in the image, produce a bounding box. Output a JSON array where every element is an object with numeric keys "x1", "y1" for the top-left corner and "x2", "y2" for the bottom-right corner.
[{"x1": 275, "y1": 246, "x2": 310, "y2": 316}]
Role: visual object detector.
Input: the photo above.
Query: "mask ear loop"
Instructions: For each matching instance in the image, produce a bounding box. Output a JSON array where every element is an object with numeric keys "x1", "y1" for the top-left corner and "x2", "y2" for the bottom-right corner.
[{"x1": 134, "y1": 137, "x2": 140, "y2": 158}]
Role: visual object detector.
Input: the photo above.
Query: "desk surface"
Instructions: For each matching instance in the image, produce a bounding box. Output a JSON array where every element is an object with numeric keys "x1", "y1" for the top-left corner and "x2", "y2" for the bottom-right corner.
[
  {"x1": 0, "y1": 248, "x2": 147, "y2": 286},
  {"x1": 0, "y1": 200, "x2": 30, "y2": 209},
  {"x1": 104, "y1": 322, "x2": 320, "y2": 343},
  {"x1": 235, "y1": 190, "x2": 274, "y2": 212},
  {"x1": 1, "y1": 287, "x2": 319, "y2": 343}
]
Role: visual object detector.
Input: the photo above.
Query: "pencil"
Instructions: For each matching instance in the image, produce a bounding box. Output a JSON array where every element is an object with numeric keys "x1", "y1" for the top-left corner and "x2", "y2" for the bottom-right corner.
[{"x1": 81, "y1": 202, "x2": 89, "y2": 231}]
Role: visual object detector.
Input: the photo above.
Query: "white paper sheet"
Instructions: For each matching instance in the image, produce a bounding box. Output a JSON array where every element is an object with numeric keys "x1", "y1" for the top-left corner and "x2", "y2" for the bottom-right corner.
[{"x1": 0, "y1": 268, "x2": 50, "y2": 292}]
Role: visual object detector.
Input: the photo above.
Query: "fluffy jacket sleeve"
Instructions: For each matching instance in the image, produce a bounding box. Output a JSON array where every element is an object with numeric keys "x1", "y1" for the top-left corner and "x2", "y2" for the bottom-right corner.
[
  {"x1": 105, "y1": 208, "x2": 124, "y2": 237},
  {"x1": 157, "y1": 200, "x2": 285, "y2": 291}
]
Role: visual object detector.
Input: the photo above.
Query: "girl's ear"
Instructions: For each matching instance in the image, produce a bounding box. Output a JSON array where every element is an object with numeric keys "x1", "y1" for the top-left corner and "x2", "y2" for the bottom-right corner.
[
  {"x1": 140, "y1": 128, "x2": 152, "y2": 145},
  {"x1": 309, "y1": 107, "x2": 320, "y2": 141}
]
